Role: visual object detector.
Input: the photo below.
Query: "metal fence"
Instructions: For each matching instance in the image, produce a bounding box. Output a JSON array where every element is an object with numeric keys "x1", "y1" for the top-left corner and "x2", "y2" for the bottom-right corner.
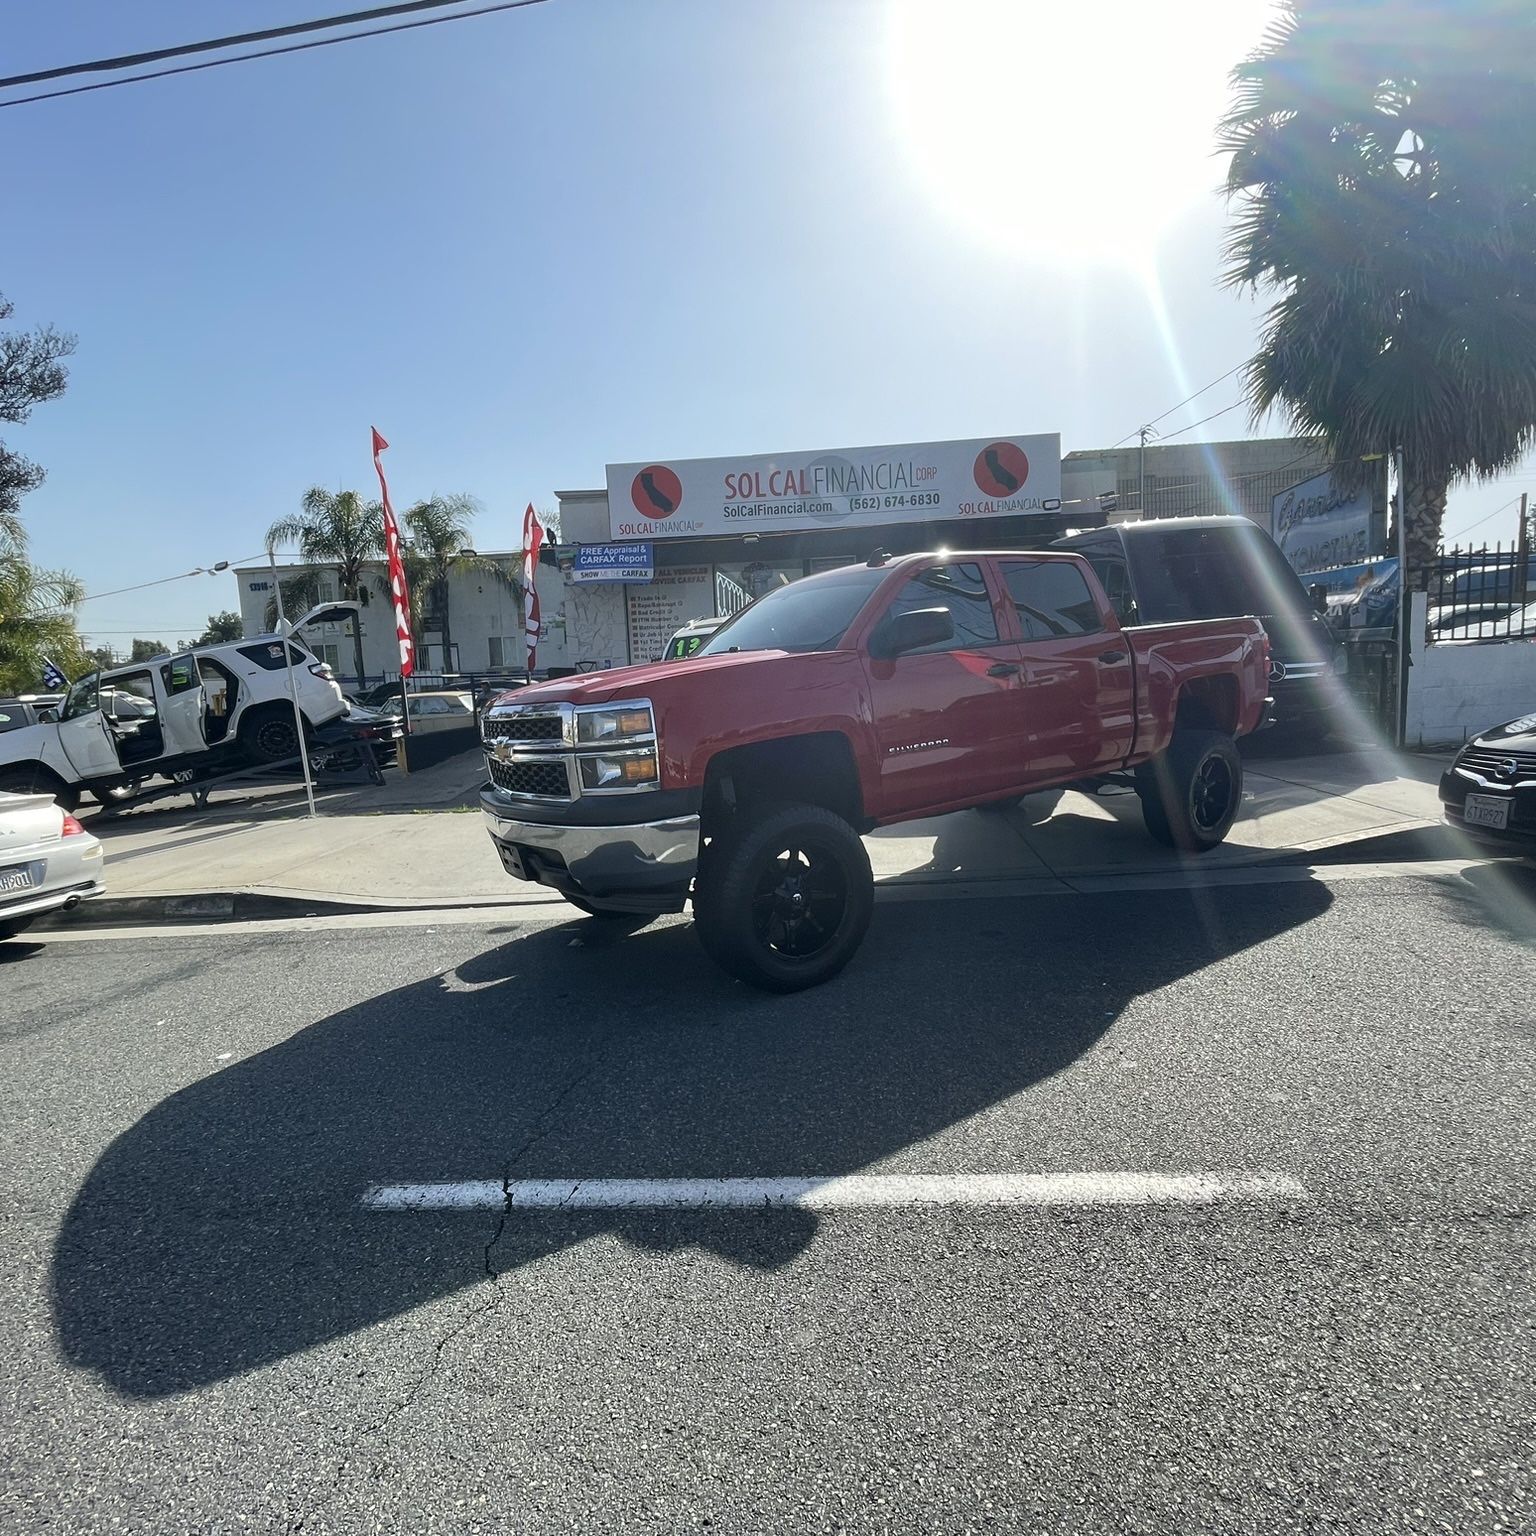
[{"x1": 1427, "y1": 541, "x2": 1536, "y2": 643}]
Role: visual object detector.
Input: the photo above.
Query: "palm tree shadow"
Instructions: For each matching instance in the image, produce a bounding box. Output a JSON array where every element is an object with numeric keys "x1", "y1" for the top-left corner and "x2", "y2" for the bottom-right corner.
[{"x1": 52, "y1": 878, "x2": 1333, "y2": 1398}]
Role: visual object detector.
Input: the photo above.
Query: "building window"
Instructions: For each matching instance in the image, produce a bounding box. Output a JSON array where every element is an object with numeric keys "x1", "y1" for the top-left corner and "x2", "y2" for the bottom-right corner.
[{"x1": 488, "y1": 637, "x2": 513, "y2": 669}]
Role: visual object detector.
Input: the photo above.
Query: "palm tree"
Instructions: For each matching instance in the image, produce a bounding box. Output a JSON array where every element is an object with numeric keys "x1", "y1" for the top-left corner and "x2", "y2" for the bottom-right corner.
[
  {"x1": 0, "y1": 525, "x2": 87, "y2": 694},
  {"x1": 266, "y1": 488, "x2": 384, "y2": 685},
  {"x1": 403, "y1": 493, "x2": 509, "y2": 672},
  {"x1": 1221, "y1": 0, "x2": 1536, "y2": 588}
]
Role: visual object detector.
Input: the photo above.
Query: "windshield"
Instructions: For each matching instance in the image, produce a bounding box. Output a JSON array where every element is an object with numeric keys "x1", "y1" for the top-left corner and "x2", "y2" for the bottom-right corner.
[{"x1": 696, "y1": 568, "x2": 889, "y2": 656}]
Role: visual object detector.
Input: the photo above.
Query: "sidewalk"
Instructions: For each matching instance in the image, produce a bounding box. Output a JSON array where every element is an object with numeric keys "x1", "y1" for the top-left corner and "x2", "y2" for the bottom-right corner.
[{"x1": 74, "y1": 742, "x2": 1455, "y2": 919}]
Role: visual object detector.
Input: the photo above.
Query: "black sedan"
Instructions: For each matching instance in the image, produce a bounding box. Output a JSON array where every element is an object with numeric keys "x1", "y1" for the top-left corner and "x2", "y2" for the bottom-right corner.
[{"x1": 1440, "y1": 711, "x2": 1536, "y2": 853}]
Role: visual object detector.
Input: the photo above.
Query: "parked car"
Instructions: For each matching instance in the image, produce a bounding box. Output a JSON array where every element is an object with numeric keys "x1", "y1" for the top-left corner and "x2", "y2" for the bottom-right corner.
[
  {"x1": 1427, "y1": 602, "x2": 1519, "y2": 639},
  {"x1": 0, "y1": 695, "x2": 64, "y2": 732},
  {"x1": 663, "y1": 616, "x2": 730, "y2": 660},
  {"x1": 0, "y1": 603, "x2": 354, "y2": 809},
  {"x1": 1439, "y1": 711, "x2": 1536, "y2": 853},
  {"x1": 1434, "y1": 559, "x2": 1536, "y2": 608},
  {"x1": 1055, "y1": 516, "x2": 1346, "y2": 735},
  {"x1": 0, "y1": 790, "x2": 105, "y2": 940},
  {"x1": 377, "y1": 690, "x2": 476, "y2": 735},
  {"x1": 1433, "y1": 600, "x2": 1536, "y2": 644},
  {"x1": 480, "y1": 550, "x2": 1271, "y2": 991},
  {"x1": 349, "y1": 680, "x2": 413, "y2": 710}
]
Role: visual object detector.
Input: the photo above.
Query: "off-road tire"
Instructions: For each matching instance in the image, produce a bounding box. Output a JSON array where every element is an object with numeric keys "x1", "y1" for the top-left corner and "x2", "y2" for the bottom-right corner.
[
  {"x1": 238, "y1": 706, "x2": 307, "y2": 765},
  {"x1": 1136, "y1": 729, "x2": 1242, "y2": 852},
  {"x1": 693, "y1": 801, "x2": 873, "y2": 993}
]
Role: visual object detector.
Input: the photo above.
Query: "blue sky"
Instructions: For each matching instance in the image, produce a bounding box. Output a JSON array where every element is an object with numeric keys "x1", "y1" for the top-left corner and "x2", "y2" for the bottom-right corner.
[{"x1": 3, "y1": 0, "x2": 1526, "y2": 650}]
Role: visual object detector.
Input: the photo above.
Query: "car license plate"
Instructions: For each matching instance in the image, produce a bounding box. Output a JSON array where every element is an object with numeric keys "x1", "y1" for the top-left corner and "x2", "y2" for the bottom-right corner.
[
  {"x1": 1464, "y1": 793, "x2": 1511, "y2": 831},
  {"x1": 498, "y1": 842, "x2": 529, "y2": 881},
  {"x1": 0, "y1": 864, "x2": 37, "y2": 895}
]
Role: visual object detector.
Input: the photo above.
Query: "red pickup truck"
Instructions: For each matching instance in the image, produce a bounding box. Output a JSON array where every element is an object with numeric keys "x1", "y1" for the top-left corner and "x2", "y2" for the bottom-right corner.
[{"x1": 481, "y1": 551, "x2": 1270, "y2": 991}]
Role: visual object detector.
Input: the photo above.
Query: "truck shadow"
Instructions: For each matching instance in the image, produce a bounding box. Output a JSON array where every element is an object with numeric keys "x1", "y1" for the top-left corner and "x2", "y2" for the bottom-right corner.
[{"x1": 52, "y1": 878, "x2": 1333, "y2": 1399}]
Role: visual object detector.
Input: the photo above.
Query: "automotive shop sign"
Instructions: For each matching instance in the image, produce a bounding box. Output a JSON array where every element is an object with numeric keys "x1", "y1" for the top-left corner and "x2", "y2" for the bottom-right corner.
[
  {"x1": 1271, "y1": 468, "x2": 1379, "y2": 574},
  {"x1": 606, "y1": 434, "x2": 1062, "y2": 540}
]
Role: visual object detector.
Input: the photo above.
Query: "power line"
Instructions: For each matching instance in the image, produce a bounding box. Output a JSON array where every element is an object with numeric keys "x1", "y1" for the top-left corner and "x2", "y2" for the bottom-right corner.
[
  {"x1": 1450, "y1": 493, "x2": 1526, "y2": 539},
  {"x1": 0, "y1": 1, "x2": 498, "y2": 89},
  {"x1": 1109, "y1": 361, "x2": 1249, "y2": 449},
  {"x1": 0, "y1": 0, "x2": 550, "y2": 110},
  {"x1": 1155, "y1": 399, "x2": 1249, "y2": 441}
]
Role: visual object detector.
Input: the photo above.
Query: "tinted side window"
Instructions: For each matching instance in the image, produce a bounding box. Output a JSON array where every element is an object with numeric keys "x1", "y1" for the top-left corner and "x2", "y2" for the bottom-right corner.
[
  {"x1": 884, "y1": 563, "x2": 999, "y2": 653},
  {"x1": 1002, "y1": 561, "x2": 1104, "y2": 639},
  {"x1": 0, "y1": 707, "x2": 24, "y2": 733},
  {"x1": 1084, "y1": 556, "x2": 1138, "y2": 626},
  {"x1": 161, "y1": 656, "x2": 200, "y2": 695},
  {"x1": 236, "y1": 642, "x2": 308, "y2": 671}
]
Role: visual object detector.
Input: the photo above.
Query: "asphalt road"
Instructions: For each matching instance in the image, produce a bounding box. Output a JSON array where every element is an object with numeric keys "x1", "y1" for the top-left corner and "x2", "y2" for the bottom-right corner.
[{"x1": 2, "y1": 862, "x2": 1533, "y2": 1534}]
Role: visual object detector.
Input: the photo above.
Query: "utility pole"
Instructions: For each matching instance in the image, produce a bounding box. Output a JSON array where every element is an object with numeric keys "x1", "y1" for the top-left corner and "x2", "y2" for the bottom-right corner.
[{"x1": 1137, "y1": 425, "x2": 1152, "y2": 516}]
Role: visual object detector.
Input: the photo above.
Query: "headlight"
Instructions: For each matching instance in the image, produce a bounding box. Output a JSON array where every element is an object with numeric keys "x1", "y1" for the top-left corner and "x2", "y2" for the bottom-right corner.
[
  {"x1": 578, "y1": 751, "x2": 659, "y2": 790},
  {"x1": 575, "y1": 702, "x2": 654, "y2": 744}
]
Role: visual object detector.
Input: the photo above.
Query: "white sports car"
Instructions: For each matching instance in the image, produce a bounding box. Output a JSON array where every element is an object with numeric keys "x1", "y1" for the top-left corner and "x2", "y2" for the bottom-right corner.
[{"x1": 0, "y1": 791, "x2": 105, "y2": 941}]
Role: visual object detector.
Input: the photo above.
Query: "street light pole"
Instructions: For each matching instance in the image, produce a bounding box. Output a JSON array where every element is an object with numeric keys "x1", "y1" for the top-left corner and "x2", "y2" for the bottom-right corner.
[{"x1": 1138, "y1": 425, "x2": 1151, "y2": 515}]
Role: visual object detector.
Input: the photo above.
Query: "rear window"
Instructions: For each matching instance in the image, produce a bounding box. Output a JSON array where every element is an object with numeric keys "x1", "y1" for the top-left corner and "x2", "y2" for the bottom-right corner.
[
  {"x1": 236, "y1": 642, "x2": 309, "y2": 671},
  {"x1": 1127, "y1": 526, "x2": 1312, "y2": 624}
]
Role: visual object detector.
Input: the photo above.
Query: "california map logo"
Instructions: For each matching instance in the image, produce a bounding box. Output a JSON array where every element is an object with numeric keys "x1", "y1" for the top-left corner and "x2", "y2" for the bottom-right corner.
[
  {"x1": 973, "y1": 441, "x2": 1030, "y2": 498},
  {"x1": 631, "y1": 464, "x2": 683, "y2": 521}
]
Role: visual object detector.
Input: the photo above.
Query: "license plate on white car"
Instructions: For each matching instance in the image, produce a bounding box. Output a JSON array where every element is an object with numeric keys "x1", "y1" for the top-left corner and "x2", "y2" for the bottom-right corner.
[
  {"x1": 0, "y1": 864, "x2": 37, "y2": 895},
  {"x1": 1464, "y1": 793, "x2": 1511, "y2": 831}
]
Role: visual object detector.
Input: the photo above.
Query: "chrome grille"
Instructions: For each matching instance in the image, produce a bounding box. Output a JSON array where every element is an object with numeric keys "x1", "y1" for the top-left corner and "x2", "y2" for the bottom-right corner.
[
  {"x1": 1458, "y1": 748, "x2": 1536, "y2": 782},
  {"x1": 488, "y1": 758, "x2": 571, "y2": 798},
  {"x1": 483, "y1": 712, "x2": 564, "y2": 743}
]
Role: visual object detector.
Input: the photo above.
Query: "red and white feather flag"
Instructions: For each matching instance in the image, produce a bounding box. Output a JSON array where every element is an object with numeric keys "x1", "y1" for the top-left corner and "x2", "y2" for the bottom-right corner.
[
  {"x1": 522, "y1": 503, "x2": 545, "y2": 674},
  {"x1": 371, "y1": 427, "x2": 415, "y2": 678}
]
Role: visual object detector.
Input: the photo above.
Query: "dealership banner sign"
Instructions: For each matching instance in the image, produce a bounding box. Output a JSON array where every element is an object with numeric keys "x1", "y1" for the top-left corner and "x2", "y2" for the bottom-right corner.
[
  {"x1": 1271, "y1": 468, "x2": 1380, "y2": 574},
  {"x1": 571, "y1": 541, "x2": 654, "y2": 583},
  {"x1": 606, "y1": 434, "x2": 1062, "y2": 541}
]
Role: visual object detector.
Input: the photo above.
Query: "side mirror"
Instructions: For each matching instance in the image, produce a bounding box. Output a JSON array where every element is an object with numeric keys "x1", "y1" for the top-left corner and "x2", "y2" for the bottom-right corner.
[
  {"x1": 1309, "y1": 584, "x2": 1329, "y2": 615},
  {"x1": 871, "y1": 606, "x2": 954, "y2": 659}
]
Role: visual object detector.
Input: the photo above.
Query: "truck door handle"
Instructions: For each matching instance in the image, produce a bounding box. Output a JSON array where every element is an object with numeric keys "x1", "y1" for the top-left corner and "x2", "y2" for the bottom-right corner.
[
  {"x1": 987, "y1": 662, "x2": 1021, "y2": 678},
  {"x1": 1097, "y1": 650, "x2": 1128, "y2": 665}
]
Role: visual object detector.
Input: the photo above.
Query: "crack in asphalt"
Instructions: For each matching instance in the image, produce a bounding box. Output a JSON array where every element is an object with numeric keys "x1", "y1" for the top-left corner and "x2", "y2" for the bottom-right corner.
[
  {"x1": 483, "y1": 1057, "x2": 602, "y2": 1278},
  {"x1": 292, "y1": 1055, "x2": 606, "y2": 1532}
]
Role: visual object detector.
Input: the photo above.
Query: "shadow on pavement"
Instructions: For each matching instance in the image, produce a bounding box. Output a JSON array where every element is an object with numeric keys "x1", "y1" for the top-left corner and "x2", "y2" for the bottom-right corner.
[{"x1": 52, "y1": 877, "x2": 1333, "y2": 1398}]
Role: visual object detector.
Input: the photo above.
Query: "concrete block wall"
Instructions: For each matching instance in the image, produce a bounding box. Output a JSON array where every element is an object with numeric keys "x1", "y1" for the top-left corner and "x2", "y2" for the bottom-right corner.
[{"x1": 1407, "y1": 628, "x2": 1536, "y2": 746}]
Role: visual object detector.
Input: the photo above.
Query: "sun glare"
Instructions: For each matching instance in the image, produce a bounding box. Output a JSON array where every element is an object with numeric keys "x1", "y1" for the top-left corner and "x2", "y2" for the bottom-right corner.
[{"x1": 884, "y1": 0, "x2": 1273, "y2": 270}]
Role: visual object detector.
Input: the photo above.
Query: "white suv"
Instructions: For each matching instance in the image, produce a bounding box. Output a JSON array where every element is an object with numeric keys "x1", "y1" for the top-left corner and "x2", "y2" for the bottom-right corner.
[{"x1": 0, "y1": 604, "x2": 352, "y2": 808}]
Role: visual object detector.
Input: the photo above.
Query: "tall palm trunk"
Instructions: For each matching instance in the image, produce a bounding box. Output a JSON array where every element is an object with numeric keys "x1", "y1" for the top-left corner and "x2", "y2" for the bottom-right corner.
[
  {"x1": 436, "y1": 574, "x2": 453, "y2": 673},
  {"x1": 1400, "y1": 475, "x2": 1450, "y2": 592}
]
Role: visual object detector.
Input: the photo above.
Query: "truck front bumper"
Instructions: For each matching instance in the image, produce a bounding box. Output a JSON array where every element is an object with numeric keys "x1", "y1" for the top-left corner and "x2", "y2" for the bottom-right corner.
[{"x1": 481, "y1": 789, "x2": 700, "y2": 913}]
